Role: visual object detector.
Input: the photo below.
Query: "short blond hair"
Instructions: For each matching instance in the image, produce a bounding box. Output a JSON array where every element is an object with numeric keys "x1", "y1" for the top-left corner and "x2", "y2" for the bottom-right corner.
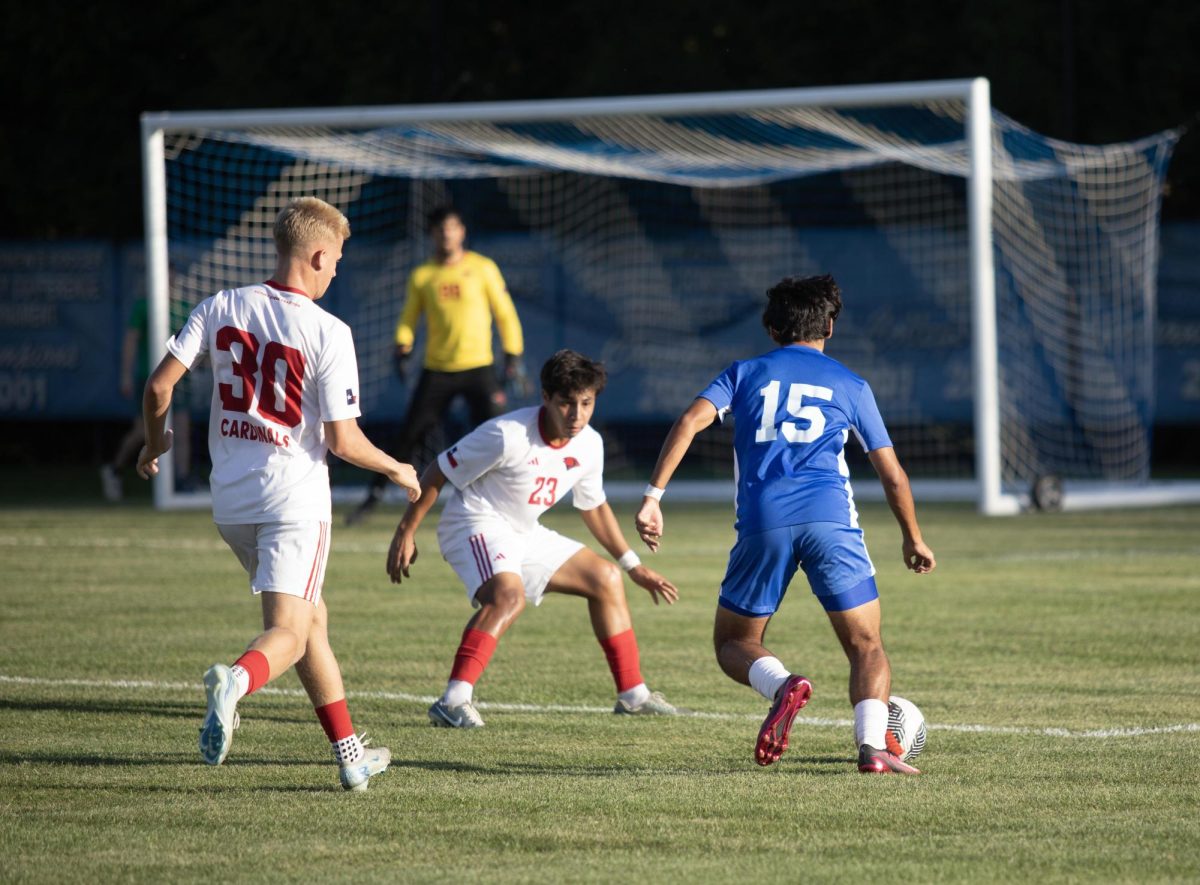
[{"x1": 273, "y1": 197, "x2": 351, "y2": 255}]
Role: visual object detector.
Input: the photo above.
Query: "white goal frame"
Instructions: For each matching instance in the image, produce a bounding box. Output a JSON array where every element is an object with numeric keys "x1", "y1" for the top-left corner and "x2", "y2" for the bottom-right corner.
[{"x1": 140, "y1": 78, "x2": 1190, "y2": 515}]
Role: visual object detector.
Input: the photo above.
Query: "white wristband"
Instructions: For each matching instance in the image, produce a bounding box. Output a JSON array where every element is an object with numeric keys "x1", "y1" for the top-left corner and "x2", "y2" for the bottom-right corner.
[
  {"x1": 617, "y1": 550, "x2": 641, "y2": 571},
  {"x1": 642, "y1": 484, "x2": 665, "y2": 501}
]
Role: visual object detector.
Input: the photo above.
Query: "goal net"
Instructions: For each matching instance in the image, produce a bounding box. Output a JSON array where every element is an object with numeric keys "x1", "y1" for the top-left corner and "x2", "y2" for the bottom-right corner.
[{"x1": 142, "y1": 79, "x2": 1189, "y2": 514}]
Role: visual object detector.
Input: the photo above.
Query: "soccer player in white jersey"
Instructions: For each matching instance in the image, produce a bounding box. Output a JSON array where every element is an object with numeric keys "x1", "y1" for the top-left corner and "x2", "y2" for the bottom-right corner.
[
  {"x1": 386, "y1": 349, "x2": 680, "y2": 727},
  {"x1": 137, "y1": 197, "x2": 421, "y2": 790},
  {"x1": 635, "y1": 275, "x2": 936, "y2": 774}
]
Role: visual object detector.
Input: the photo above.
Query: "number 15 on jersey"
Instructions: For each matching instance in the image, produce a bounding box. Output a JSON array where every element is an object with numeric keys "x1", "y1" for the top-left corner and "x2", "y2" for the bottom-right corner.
[{"x1": 756, "y1": 380, "x2": 833, "y2": 444}]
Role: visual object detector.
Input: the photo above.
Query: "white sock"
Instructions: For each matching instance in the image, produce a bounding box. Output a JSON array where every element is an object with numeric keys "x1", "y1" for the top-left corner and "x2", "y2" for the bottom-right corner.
[
  {"x1": 618, "y1": 683, "x2": 650, "y2": 708},
  {"x1": 855, "y1": 698, "x2": 889, "y2": 749},
  {"x1": 332, "y1": 733, "x2": 364, "y2": 765},
  {"x1": 443, "y1": 679, "x2": 474, "y2": 707},
  {"x1": 229, "y1": 664, "x2": 251, "y2": 700},
  {"x1": 748, "y1": 656, "x2": 791, "y2": 701}
]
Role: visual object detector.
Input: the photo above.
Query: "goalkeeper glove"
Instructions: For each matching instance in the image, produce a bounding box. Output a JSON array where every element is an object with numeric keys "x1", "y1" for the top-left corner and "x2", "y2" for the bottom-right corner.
[
  {"x1": 393, "y1": 347, "x2": 413, "y2": 381},
  {"x1": 503, "y1": 353, "x2": 533, "y2": 399}
]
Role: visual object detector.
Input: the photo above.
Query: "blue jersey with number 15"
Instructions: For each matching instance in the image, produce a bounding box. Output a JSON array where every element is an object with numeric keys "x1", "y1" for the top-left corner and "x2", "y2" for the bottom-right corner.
[{"x1": 699, "y1": 344, "x2": 892, "y2": 534}]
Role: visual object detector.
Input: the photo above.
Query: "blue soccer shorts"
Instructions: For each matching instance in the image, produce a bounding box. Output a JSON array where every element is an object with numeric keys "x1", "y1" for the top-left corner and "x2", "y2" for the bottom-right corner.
[{"x1": 718, "y1": 522, "x2": 878, "y2": 617}]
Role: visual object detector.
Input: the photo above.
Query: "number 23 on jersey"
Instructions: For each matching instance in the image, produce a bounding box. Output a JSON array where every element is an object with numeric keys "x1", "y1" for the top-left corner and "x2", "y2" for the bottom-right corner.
[{"x1": 528, "y1": 476, "x2": 558, "y2": 506}]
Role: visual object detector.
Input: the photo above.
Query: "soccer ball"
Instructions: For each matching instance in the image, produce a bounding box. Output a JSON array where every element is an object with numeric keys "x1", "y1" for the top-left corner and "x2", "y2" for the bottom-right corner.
[{"x1": 886, "y1": 696, "x2": 927, "y2": 761}]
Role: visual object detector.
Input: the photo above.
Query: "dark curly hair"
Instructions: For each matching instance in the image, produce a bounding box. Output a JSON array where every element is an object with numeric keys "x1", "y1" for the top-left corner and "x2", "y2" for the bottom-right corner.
[
  {"x1": 426, "y1": 206, "x2": 463, "y2": 230},
  {"x1": 540, "y1": 349, "x2": 607, "y2": 398},
  {"x1": 762, "y1": 274, "x2": 842, "y2": 344}
]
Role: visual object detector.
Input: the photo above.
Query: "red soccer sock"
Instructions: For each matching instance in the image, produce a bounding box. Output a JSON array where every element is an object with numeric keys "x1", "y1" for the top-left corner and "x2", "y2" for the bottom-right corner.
[
  {"x1": 232, "y1": 649, "x2": 270, "y2": 696},
  {"x1": 449, "y1": 627, "x2": 498, "y2": 685},
  {"x1": 314, "y1": 698, "x2": 356, "y2": 743},
  {"x1": 315, "y1": 698, "x2": 363, "y2": 764},
  {"x1": 599, "y1": 628, "x2": 644, "y2": 693}
]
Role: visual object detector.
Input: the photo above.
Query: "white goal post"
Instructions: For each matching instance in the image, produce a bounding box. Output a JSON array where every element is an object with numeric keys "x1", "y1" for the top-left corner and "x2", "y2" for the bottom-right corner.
[{"x1": 141, "y1": 78, "x2": 1193, "y2": 515}]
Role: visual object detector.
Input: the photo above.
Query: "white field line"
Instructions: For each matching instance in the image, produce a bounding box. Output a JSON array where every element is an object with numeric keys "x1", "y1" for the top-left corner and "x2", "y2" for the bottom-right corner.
[
  {"x1": 2, "y1": 534, "x2": 1199, "y2": 562},
  {"x1": 2, "y1": 674, "x2": 1197, "y2": 740}
]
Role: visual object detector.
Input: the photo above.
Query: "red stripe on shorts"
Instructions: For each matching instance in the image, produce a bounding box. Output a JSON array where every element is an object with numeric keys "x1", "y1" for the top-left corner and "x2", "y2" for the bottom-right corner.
[
  {"x1": 304, "y1": 522, "x2": 328, "y2": 602},
  {"x1": 469, "y1": 533, "x2": 492, "y2": 583}
]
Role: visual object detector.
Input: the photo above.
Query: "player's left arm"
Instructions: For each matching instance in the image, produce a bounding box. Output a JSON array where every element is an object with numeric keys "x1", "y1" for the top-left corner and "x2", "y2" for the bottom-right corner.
[
  {"x1": 136, "y1": 354, "x2": 188, "y2": 479},
  {"x1": 867, "y1": 446, "x2": 935, "y2": 574},
  {"x1": 386, "y1": 461, "x2": 449, "y2": 584},
  {"x1": 579, "y1": 502, "x2": 678, "y2": 605},
  {"x1": 484, "y1": 259, "x2": 524, "y2": 360}
]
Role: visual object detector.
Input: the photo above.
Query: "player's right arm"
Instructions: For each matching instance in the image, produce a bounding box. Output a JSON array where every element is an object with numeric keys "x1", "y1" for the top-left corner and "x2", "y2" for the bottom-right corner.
[
  {"x1": 324, "y1": 419, "x2": 420, "y2": 499},
  {"x1": 386, "y1": 461, "x2": 448, "y2": 583},
  {"x1": 393, "y1": 271, "x2": 424, "y2": 361},
  {"x1": 635, "y1": 397, "x2": 719, "y2": 551},
  {"x1": 867, "y1": 446, "x2": 935, "y2": 574},
  {"x1": 136, "y1": 354, "x2": 188, "y2": 479}
]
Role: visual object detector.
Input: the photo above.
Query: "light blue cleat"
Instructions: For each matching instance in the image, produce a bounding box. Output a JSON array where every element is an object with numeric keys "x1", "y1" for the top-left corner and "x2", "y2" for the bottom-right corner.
[
  {"x1": 199, "y1": 664, "x2": 240, "y2": 765},
  {"x1": 339, "y1": 739, "x2": 392, "y2": 792}
]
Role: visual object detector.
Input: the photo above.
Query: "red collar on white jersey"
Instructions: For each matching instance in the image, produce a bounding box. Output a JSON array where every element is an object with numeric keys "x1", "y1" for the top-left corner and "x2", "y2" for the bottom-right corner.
[{"x1": 264, "y1": 279, "x2": 310, "y2": 298}]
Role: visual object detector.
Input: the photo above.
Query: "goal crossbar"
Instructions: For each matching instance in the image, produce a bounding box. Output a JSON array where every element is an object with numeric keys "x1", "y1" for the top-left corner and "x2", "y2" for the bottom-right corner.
[{"x1": 142, "y1": 78, "x2": 1189, "y2": 515}]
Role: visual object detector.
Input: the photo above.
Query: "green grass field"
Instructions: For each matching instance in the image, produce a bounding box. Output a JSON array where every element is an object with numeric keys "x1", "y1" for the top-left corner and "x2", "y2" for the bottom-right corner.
[{"x1": 2, "y1": 499, "x2": 1199, "y2": 883}]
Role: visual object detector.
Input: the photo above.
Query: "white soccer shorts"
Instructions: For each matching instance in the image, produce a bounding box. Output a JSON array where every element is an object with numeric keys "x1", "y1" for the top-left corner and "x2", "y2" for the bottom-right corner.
[
  {"x1": 437, "y1": 517, "x2": 583, "y2": 608},
  {"x1": 217, "y1": 521, "x2": 331, "y2": 606}
]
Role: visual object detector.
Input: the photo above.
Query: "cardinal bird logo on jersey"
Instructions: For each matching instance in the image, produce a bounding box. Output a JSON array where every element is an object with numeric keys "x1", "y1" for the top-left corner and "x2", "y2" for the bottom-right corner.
[{"x1": 563, "y1": 456, "x2": 580, "y2": 470}]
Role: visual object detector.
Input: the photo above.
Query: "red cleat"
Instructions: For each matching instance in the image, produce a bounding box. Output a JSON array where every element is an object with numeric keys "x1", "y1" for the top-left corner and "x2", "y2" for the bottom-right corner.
[
  {"x1": 754, "y1": 675, "x2": 812, "y2": 766},
  {"x1": 857, "y1": 743, "x2": 921, "y2": 775}
]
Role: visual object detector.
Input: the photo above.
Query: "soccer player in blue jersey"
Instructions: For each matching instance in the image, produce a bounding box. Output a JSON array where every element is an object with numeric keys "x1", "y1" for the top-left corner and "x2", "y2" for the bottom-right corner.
[{"x1": 635, "y1": 274, "x2": 935, "y2": 774}]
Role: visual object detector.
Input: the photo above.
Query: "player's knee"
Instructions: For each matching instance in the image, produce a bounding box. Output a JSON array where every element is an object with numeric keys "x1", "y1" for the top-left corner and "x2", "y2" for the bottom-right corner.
[
  {"x1": 487, "y1": 580, "x2": 526, "y2": 616},
  {"x1": 592, "y1": 561, "x2": 625, "y2": 602},
  {"x1": 272, "y1": 625, "x2": 309, "y2": 665},
  {"x1": 843, "y1": 630, "x2": 885, "y2": 662}
]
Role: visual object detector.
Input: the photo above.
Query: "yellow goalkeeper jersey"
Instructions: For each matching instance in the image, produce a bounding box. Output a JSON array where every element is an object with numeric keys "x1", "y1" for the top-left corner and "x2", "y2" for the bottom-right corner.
[{"x1": 394, "y1": 251, "x2": 524, "y2": 372}]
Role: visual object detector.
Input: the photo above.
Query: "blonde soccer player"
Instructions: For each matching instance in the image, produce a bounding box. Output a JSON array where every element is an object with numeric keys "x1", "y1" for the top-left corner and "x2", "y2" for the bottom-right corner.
[{"x1": 138, "y1": 197, "x2": 420, "y2": 790}]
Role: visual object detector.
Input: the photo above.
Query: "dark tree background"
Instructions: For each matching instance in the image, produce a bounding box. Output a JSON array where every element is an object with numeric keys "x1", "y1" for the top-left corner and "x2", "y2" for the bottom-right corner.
[{"x1": 3, "y1": 0, "x2": 1197, "y2": 239}]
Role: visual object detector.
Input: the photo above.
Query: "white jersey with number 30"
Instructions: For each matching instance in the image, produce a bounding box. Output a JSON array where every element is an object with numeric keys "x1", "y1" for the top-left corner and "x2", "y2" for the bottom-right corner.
[
  {"x1": 437, "y1": 406, "x2": 606, "y2": 534},
  {"x1": 167, "y1": 282, "x2": 362, "y2": 524}
]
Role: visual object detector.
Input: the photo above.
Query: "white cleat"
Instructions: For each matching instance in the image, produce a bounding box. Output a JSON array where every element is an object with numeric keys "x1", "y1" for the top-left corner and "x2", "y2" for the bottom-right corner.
[
  {"x1": 339, "y1": 739, "x2": 391, "y2": 792},
  {"x1": 428, "y1": 699, "x2": 485, "y2": 728},
  {"x1": 199, "y1": 664, "x2": 240, "y2": 765},
  {"x1": 613, "y1": 690, "x2": 680, "y2": 716}
]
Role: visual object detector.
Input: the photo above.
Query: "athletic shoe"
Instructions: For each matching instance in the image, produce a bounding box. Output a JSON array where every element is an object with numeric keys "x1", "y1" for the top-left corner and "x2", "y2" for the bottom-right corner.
[
  {"x1": 100, "y1": 465, "x2": 122, "y2": 502},
  {"x1": 857, "y1": 743, "x2": 921, "y2": 775},
  {"x1": 199, "y1": 664, "x2": 240, "y2": 765},
  {"x1": 613, "y1": 690, "x2": 679, "y2": 715},
  {"x1": 339, "y1": 737, "x2": 391, "y2": 792},
  {"x1": 344, "y1": 491, "x2": 381, "y2": 527},
  {"x1": 754, "y1": 674, "x2": 813, "y2": 766},
  {"x1": 428, "y1": 699, "x2": 485, "y2": 728}
]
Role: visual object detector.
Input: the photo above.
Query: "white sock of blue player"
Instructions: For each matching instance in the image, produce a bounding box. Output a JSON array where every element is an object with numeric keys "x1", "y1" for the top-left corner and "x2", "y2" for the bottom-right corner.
[
  {"x1": 748, "y1": 656, "x2": 791, "y2": 701},
  {"x1": 443, "y1": 679, "x2": 474, "y2": 707},
  {"x1": 617, "y1": 683, "x2": 650, "y2": 707},
  {"x1": 854, "y1": 698, "x2": 889, "y2": 749}
]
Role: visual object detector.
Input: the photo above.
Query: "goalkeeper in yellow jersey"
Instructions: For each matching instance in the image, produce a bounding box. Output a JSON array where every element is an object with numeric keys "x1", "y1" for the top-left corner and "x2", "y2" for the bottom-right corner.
[{"x1": 347, "y1": 207, "x2": 527, "y2": 525}]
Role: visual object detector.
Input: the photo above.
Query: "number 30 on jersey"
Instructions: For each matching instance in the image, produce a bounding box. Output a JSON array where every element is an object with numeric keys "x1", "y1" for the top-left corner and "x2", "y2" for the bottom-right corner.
[
  {"x1": 756, "y1": 380, "x2": 833, "y2": 444},
  {"x1": 217, "y1": 325, "x2": 306, "y2": 428}
]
